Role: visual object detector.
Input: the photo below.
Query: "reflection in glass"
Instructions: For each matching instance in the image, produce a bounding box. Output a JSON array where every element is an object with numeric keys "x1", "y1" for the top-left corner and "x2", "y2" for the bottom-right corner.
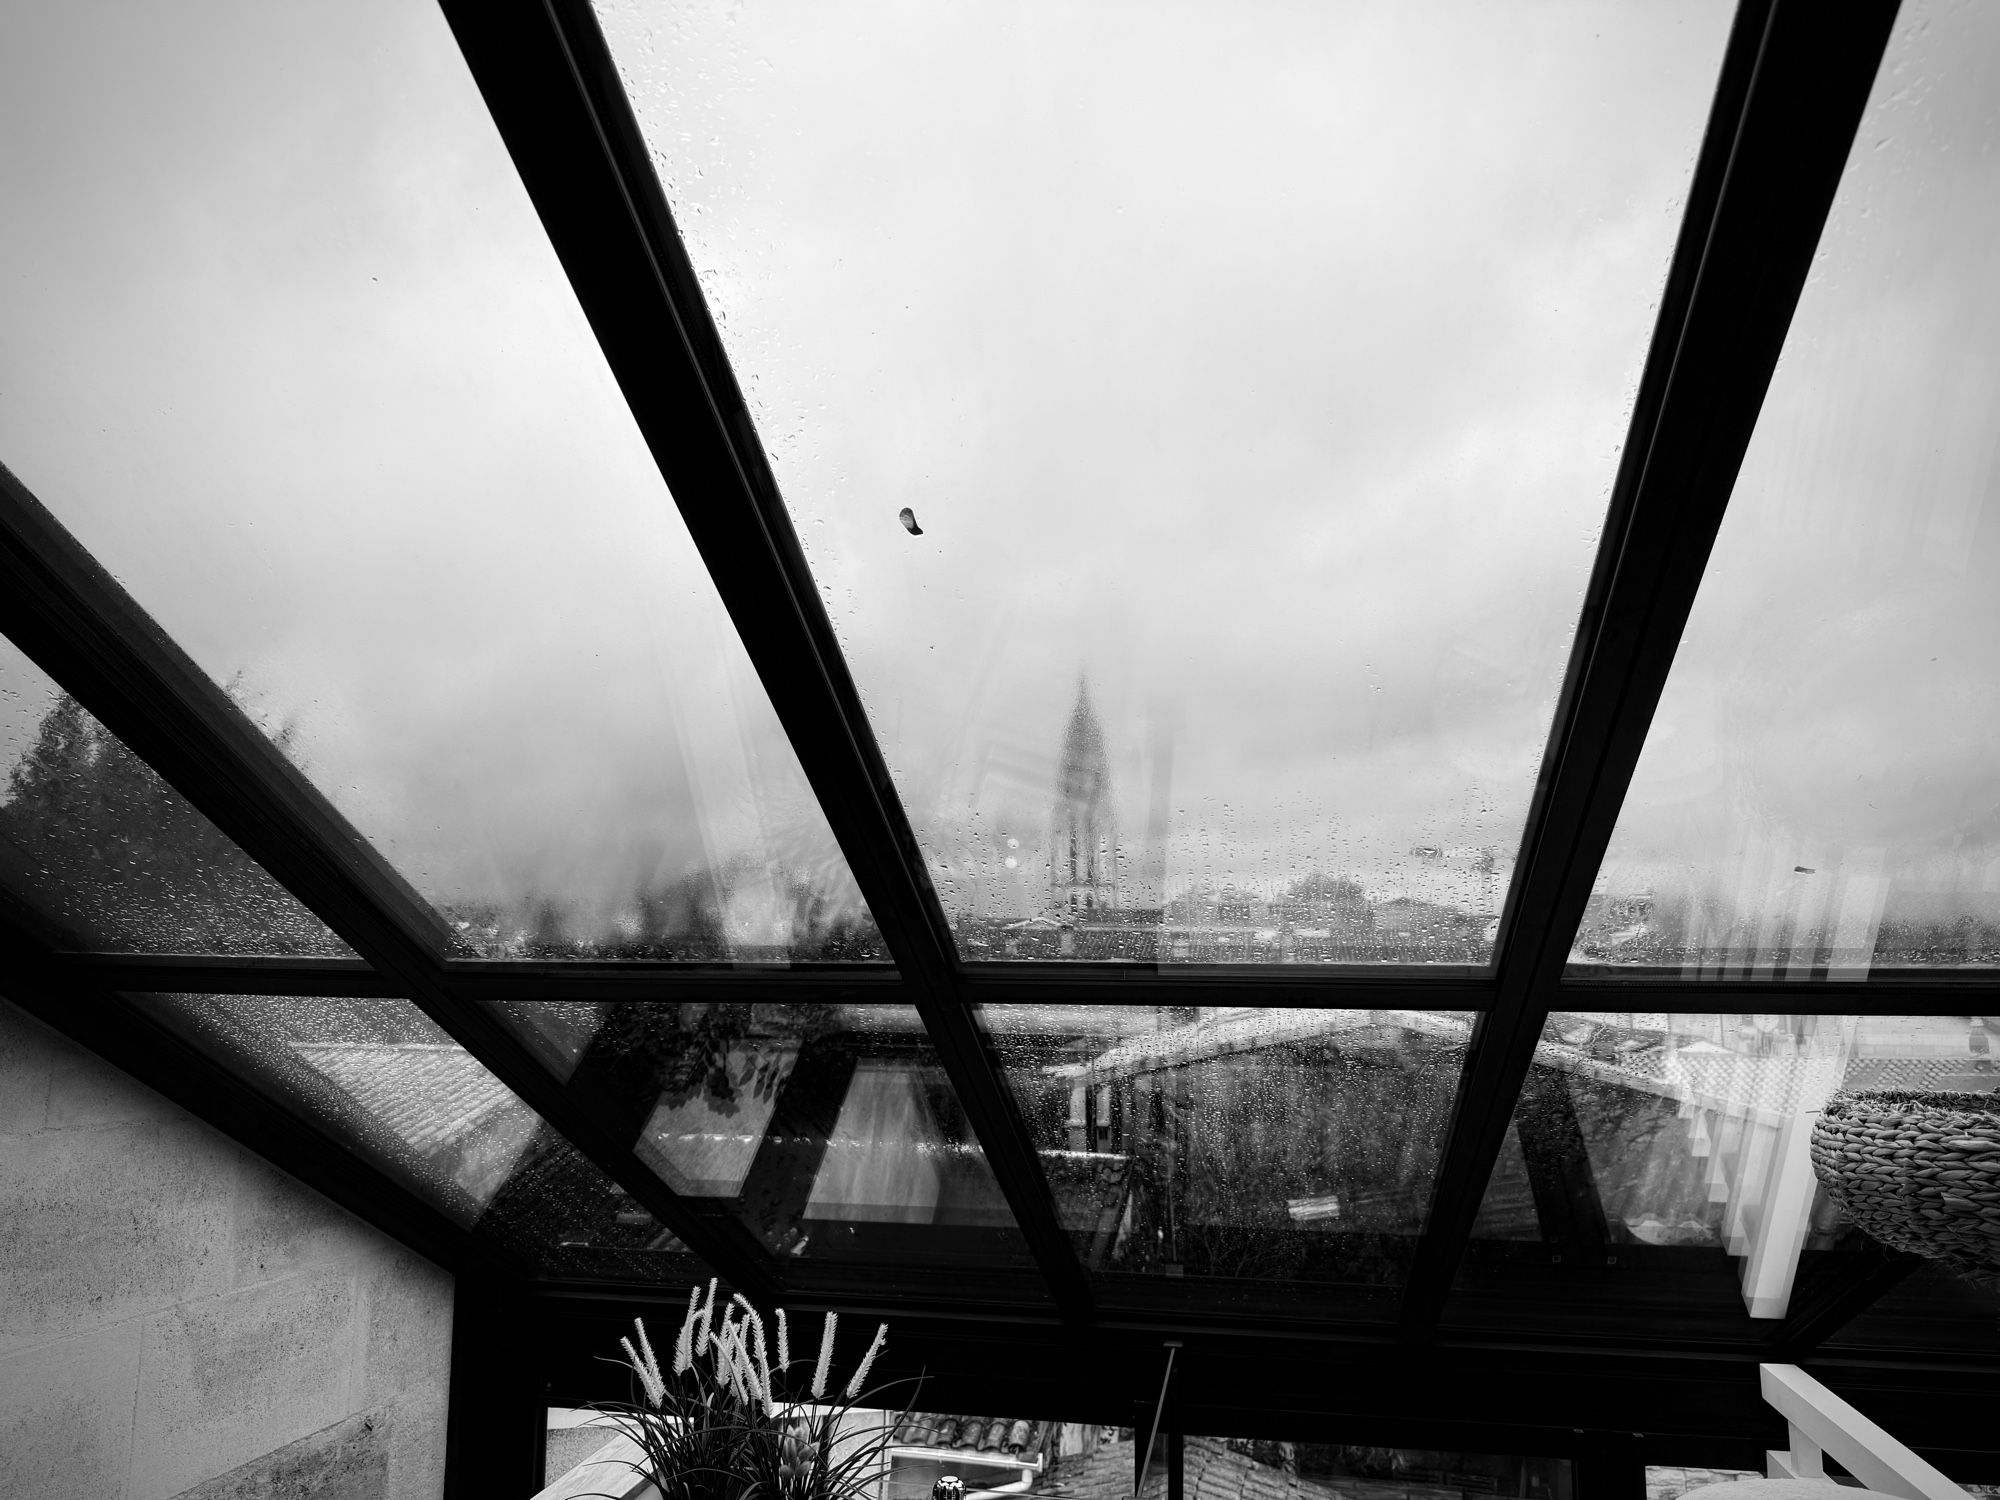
[
  {"x1": 1181, "y1": 1439, "x2": 1570, "y2": 1500},
  {"x1": 1579, "y1": 1, "x2": 2000, "y2": 977},
  {"x1": 133, "y1": 993, "x2": 693, "y2": 1277},
  {"x1": 981, "y1": 1006, "x2": 1471, "y2": 1287},
  {"x1": 493, "y1": 1002, "x2": 1031, "y2": 1268},
  {"x1": 599, "y1": 1, "x2": 1733, "y2": 963},
  {"x1": 1466, "y1": 1013, "x2": 2000, "y2": 1317},
  {"x1": 0, "y1": 0, "x2": 877, "y2": 962},
  {"x1": 0, "y1": 636, "x2": 350, "y2": 956}
]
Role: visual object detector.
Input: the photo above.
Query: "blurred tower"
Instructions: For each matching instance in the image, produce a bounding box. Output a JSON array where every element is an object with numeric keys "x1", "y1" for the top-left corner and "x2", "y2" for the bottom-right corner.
[{"x1": 1051, "y1": 681, "x2": 1118, "y2": 915}]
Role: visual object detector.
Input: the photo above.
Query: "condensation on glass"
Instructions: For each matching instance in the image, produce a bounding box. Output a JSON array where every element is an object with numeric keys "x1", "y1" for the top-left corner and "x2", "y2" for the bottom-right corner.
[
  {"x1": 0, "y1": 636, "x2": 351, "y2": 956},
  {"x1": 133, "y1": 993, "x2": 693, "y2": 1277},
  {"x1": 0, "y1": 0, "x2": 878, "y2": 963},
  {"x1": 979, "y1": 1006, "x2": 1472, "y2": 1289},
  {"x1": 492, "y1": 1001, "x2": 1032, "y2": 1269},
  {"x1": 1464, "y1": 1012, "x2": 1999, "y2": 1318},
  {"x1": 1577, "y1": 1, "x2": 2000, "y2": 978},
  {"x1": 596, "y1": 0, "x2": 1734, "y2": 963}
]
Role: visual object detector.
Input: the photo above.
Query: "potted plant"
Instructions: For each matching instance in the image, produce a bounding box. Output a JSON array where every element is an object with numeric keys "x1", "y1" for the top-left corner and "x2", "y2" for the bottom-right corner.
[{"x1": 585, "y1": 1281, "x2": 905, "y2": 1500}]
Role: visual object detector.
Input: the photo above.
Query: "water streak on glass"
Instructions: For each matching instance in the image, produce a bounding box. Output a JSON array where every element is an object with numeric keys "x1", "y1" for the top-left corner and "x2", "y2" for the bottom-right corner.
[
  {"x1": 0, "y1": 0, "x2": 878, "y2": 962},
  {"x1": 134, "y1": 993, "x2": 695, "y2": 1277},
  {"x1": 980, "y1": 1006, "x2": 1472, "y2": 1287},
  {"x1": 492, "y1": 1001, "x2": 1032, "y2": 1270},
  {"x1": 0, "y1": 636, "x2": 351, "y2": 956},
  {"x1": 596, "y1": 0, "x2": 1734, "y2": 962},
  {"x1": 1464, "y1": 1012, "x2": 1999, "y2": 1320},
  {"x1": 1577, "y1": 1, "x2": 2000, "y2": 977}
]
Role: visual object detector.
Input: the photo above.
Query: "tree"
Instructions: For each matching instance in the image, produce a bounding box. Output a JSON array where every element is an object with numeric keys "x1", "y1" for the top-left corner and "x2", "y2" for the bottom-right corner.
[{"x1": 0, "y1": 693, "x2": 344, "y2": 954}]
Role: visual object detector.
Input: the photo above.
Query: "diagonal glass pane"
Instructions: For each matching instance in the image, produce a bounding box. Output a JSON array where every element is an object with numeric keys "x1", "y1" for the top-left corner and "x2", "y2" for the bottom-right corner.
[
  {"x1": 0, "y1": 0, "x2": 878, "y2": 963},
  {"x1": 491, "y1": 1001, "x2": 1037, "y2": 1274},
  {"x1": 598, "y1": 1, "x2": 1734, "y2": 963},
  {"x1": 1449, "y1": 1011, "x2": 2000, "y2": 1336},
  {"x1": 979, "y1": 1005, "x2": 1472, "y2": 1302},
  {"x1": 0, "y1": 635, "x2": 351, "y2": 956},
  {"x1": 132, "y1": 992, "x2": 699, "y2": 1279},
  {"x1": 1576, "y1": 0, "x2": 2000, "y2": 977}
]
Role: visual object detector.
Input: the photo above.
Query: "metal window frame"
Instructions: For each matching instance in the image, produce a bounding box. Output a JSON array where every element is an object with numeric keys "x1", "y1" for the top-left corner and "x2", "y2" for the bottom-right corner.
[{"x1": 13, "y1": 0, "x2": 2000, "y2": 1490}]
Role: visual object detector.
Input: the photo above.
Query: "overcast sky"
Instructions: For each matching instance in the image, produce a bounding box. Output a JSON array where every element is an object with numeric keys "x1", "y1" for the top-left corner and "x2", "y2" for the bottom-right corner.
[
  {"x1": 601, "y1": 0, "x2": 1734, "y2": 925},
  {"x1": 15, "y1": 0, "x2": 1979, "y2": 956},
  {"x1": 0, "y1": 0, "x2": 853, "y2": 947}
]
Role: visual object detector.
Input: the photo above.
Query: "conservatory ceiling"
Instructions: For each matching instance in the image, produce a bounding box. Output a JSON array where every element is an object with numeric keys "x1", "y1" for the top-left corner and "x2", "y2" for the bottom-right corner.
[{"x1": 1, "y1": 0, "x2": 1997, "y2": 1384}]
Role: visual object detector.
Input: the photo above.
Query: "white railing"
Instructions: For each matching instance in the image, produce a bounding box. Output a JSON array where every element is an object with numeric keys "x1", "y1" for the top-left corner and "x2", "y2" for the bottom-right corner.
[{"x1": 1761, "y1": 1364, "x2": 1969, "y2": 1500}]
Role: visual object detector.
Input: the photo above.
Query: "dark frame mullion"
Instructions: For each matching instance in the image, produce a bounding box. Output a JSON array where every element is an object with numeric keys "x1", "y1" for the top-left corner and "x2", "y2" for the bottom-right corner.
[
  {"x1": 43, "y1": 952, "x2": 1998, "y2": 1016},
  {"x1": 1557, "y1": 977, "x2": 2000, "y2": 1015},
  {"x1": 1402, "y1": 0, "x2": 1903, "y2": 1330},
  {"x1": 435, "y1": 0, "x2": 1091, "y2": 1317},
  {"x1": 72, "y1": 953, "x2": 1496, "y2": 1011},
  {"x1": 0, "y1": 466, "x2": 782, "y2": 1301}
]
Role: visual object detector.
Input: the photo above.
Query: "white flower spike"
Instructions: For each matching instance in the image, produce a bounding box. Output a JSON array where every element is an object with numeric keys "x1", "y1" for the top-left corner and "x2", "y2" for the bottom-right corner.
[
  {"x1": 634, "y1": 1318, "x2": 664, "y2": 1398},
  {"x1": 693, "y1": 1277, "x2": 718, "y2": 1355},
  {"x1": 811, "y1": 1310, "x2": 837, "y2": 1399},
  {"x1": 844, "y1": 1322, "x2": 888, "y2": 1400},
  {"x1": 621, "y1": 1334, "x2": 666, "y2": 1409},
  {"x1": 672, "y1": 1284, "x2": 700, "y2": 1376}
]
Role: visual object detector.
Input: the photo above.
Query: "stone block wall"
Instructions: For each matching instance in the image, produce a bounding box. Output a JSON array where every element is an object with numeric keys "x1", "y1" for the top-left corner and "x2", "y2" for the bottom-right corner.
[{"x1": 0, "y1": 995, "x2": 454, "y2": 1500}]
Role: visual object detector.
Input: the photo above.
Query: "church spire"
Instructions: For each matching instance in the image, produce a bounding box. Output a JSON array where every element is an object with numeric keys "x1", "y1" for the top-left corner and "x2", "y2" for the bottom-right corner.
[{"x1": 1051, "y1": 678, "x2": 1117, "y2": 916}]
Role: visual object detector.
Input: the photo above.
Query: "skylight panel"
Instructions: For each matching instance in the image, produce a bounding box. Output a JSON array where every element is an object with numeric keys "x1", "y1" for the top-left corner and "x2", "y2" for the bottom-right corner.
[
  {"x1": 1576, "y1": 0, "x2": 2000, "y2": 979},
  {"x1": 1453, "y1": 1011, "x2": 1999, "y2": 1330},
  {"x1": 978, "y1": 1004, "x2": 1472, "y2": 1298},
  {"x1": 597, "y1": 0, "x2": 1734, "y2": 964},
  {"x1": 0, "y1": 0, "x2": 877, "y2": 963},
  {"x1": 491, "y1": 1000, "x2": 1039, "y2": 1274}
]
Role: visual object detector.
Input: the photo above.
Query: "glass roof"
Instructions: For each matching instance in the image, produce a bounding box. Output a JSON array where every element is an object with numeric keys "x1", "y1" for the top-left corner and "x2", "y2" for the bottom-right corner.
[
  {"x1": 598, "y1": 0, "x2": 1734, "y2": 965},
  {"x1": 1451, "y1": 1011, "x2": 1998, "y2": 1333},
  {"x1": 0, "y1": 0, "x2": 1987, "y2": 1411},
  {"x1": 0, "y1": 0, "x2": 877, "y2": 963},
  {"x1": 1576, "y1": 0, "x2": 2000, "y2": 978},
  {"x1": 132, "y1": 992, "x2": 698, "y2": 1277},
  {"x1": 0, "y1": 636, "x2": 351, "y2": 956},
  {"x1": 492, "y1": 1001, "x2": 1036, "y2": 1275},
  {"x1": 979, "y1": 1005, "x2": 1470, "y2": 1304}
]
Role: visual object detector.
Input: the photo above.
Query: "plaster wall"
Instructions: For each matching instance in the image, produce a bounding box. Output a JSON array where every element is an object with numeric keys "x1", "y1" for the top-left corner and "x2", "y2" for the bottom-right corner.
[{"x1": 0, "y1": 995, "x2": 455, "y2": 1500}]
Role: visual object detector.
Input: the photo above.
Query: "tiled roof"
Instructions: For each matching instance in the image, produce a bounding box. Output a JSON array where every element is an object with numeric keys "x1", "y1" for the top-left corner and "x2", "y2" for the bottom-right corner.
[
  {"x1": 291, "y1": 1042, "x2": 522, "y2": 1154},
  {"x1": 1058, "y1": 1010, "x2": 1473, "y2": 1083},
  {"x1": 894, "y1": 1415, "x2": 1054, "y2": 1462},
  {"x1": 1537, "y1": 1037, "x2": 1992, "y2": 1119}
]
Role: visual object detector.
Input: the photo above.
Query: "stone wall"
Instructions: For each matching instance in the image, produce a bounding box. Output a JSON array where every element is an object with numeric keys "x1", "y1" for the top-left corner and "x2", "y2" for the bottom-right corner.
[{"x1": 0, "y1": 995, "x2": 454, "y2": 1500}]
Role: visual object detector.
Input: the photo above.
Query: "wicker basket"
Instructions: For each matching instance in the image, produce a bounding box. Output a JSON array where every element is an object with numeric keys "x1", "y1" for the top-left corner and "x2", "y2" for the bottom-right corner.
[{"x1": 1810, "y1": 1089, "x2": 2000, "y2": 1283}]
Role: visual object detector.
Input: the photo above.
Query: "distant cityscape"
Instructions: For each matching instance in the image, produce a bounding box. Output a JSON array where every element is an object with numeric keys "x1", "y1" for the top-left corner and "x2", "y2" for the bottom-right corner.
[
  {"x1": 949, "y1": 684, "x2": 1504, "y2": 963},
  {"x1": 5, "y1": 684, "x2": 1995, "y2": 970}
]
